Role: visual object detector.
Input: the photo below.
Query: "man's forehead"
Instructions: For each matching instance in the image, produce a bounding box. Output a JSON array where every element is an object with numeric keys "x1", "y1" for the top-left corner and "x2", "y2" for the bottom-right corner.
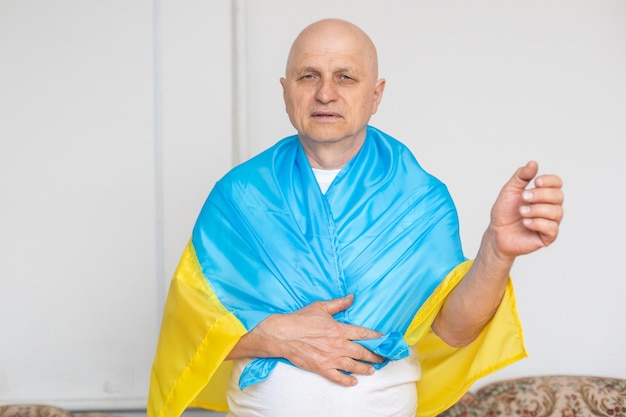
[
  {"x1": 294, "y1": 32, "x2": 366, "y2": 57},
  {"x1": 285, "y1": 20, "x2": 378, "y2": 77},
  {"x1": 288, "y1": 50, "x2": 368, "y2": 73}
]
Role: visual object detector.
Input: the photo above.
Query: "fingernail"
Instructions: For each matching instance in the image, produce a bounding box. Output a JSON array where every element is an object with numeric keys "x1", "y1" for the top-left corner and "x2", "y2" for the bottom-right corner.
[
  {"x1": 522, "y1": 191, "x2": 533, "y2": 201},
  {"x1": 520, "y1": 206, "x2": 530, "y2": 214}
]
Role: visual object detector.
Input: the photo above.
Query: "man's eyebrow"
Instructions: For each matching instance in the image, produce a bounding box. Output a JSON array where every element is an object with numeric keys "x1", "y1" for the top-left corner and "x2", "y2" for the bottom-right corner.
[
  {"x1": 335, "y1": 67, "x2": 357, "y2": 74},
  {"x1": 295, "y1": 66, "x2": 358, "y2": 75},
  {"x1": 296, "y1": 66, "x2": 319, "y2": 74}
]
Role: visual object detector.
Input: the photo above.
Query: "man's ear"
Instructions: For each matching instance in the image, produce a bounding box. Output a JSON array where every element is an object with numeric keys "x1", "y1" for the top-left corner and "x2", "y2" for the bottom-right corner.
[
  {"x1": 372, "y1": 78, "x2": 386, "y2": 114},
  {"x1": 280, "y1": 77, "x2": 291, "y2": 112},
  {"x1": 280, "y1": 77, "x2": 287, "y2": 100}
]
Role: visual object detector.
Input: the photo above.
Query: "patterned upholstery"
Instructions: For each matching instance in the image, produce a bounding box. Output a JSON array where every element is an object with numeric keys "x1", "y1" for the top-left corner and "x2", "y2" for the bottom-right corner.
[
  {"x1": 0, "y1": 405, "x2": 72, "y2": 417},
  {"x1": 0, "y1": 406, "x2": 119, "y2": 417},
  {"x1": 3, "y1": 377, "x2": 625, "y2": 417},
  {"x1": 438, "y1": 375, "x2": 626, "y2": 417}
]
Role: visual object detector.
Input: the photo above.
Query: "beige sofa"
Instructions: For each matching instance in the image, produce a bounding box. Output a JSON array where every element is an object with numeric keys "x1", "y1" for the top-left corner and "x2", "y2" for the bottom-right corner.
[{"x1": 438, "y1": 375, "x2": 626, "y2": 417}]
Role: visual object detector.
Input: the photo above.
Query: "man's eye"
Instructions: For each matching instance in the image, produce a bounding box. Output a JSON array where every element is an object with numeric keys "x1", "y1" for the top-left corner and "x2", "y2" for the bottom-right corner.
[{"x1": 300, "y1": 74, "x2": 315, "y2": 80}]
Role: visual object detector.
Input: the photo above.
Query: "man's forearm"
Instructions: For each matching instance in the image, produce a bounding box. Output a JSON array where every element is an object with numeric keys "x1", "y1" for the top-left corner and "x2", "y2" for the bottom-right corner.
[
  {"x1": 432, "y1": 228, "x2": 514, "y2": 347},
  {"x1": 226, "y1": 324, "x2": 275, "y2": 360}
]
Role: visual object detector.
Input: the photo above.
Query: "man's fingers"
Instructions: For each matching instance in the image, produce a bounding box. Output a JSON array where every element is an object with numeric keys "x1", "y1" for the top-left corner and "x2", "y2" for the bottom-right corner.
[
  {"x1": 534, "y1": 174, "x2": 563, "y2": 190},
  {"x1": 339, "y1": 322, "x2": 383, "y2": 341},
  {"x1": 336, "y1": 355, "x2": 377, "y2": 376},
  {"x1": 520, "y1": 217, "x2": 560, "y2": 246},
  {"x1": 519, "y1": 203, "x2": 564, "y2": 222},
  {"x1": 509, "y1": 160, "x2": 539, "y2": 190},
  {"x1": 520, "y1": 173, "x2": 564, "y2": 226},
  {"x1": 318, "y1": 356, "x2": 378, "y2": 387},
  {"x1": 344, "y1": 339, "x2": 385, "y2": 364},
  {"x1": 319, "y1": 294, "x2": 354, "y2": 316},
  {"x1": 323, "y1": 368, "x2": 359, "y2": 387},
  {"x1": 522, "y1": 188, "x2": 564, "y2": 206},
  {"x1": 318, "y1": 294, "x2": 383, "y2": 340}
]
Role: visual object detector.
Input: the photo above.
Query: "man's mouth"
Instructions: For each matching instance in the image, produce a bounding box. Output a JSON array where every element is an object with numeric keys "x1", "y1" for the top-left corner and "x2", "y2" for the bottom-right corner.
[{"x1": 311, "y1": 111, "x2": 341, "y2": 119}]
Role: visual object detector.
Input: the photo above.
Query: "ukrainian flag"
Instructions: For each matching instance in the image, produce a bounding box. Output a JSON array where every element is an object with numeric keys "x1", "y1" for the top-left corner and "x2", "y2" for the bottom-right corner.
[{"x1": 148, "y1": 126, "x2": 527, "y2": 417}]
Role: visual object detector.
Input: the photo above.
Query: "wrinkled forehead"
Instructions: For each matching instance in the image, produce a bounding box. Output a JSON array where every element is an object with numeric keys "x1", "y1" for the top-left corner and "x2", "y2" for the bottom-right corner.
[
  {"x1": 288, "y1": 47, "x2": 368, "y2": 75},
  {"x1": 285, "y1": 21, "x2": 378, "y2": 77}
]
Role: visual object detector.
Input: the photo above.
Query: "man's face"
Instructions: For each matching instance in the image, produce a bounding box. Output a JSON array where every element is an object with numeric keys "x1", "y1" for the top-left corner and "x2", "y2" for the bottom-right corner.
[{"x1": 280, "y1": 24, "x2": 385, "y2": 153}]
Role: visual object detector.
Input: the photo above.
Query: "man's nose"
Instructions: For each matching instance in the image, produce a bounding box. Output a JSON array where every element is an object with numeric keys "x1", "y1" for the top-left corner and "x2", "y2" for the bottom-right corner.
[{"x1": 315, "y1": 78, "x2": 338, "y2": 103}]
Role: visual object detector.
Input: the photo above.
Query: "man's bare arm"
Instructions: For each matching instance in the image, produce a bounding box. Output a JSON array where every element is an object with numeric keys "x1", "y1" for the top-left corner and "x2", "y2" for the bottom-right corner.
[
  {"x1": 433, "y1": 161, "x2": 564, "y2": 347},
  {"x1": 227, "y1": 294, "x2": 384, "y2": 386}
]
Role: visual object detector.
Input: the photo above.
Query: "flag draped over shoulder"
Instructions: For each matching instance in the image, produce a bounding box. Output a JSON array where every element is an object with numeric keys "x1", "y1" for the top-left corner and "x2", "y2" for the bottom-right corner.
[{"x1": 148, "y1": 126, "x2": 527, "y2": 417}]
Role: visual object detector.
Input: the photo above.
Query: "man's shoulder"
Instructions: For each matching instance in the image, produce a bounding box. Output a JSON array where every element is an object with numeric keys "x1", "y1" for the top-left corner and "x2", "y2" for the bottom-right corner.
[
  {"x1": 366, "y1": 125, "x2": 420, "y2": 161},
  {"x1": 211, "y1": 133, "x2": 299, "y2": 201},
  {"x1": 366, "y1": 125, "x2": 437, "y2": 174},
  {"x1": 365, "y1": 124, "x2": 450, "y2": 196},
  {"x1": 223, "y1": 134, "x2": 299, "y2": 181}
]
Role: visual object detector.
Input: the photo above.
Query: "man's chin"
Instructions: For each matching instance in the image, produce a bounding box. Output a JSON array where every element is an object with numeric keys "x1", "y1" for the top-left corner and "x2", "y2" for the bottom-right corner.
[{"x1": 298, "y1": 127, "x2": 351, "y2": 144}]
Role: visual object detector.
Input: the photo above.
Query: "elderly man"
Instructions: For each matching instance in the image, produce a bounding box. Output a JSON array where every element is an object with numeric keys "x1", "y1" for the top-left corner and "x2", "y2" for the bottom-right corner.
[{"x1": 148, "y1": 18, "x2": 564, "y2": 417}]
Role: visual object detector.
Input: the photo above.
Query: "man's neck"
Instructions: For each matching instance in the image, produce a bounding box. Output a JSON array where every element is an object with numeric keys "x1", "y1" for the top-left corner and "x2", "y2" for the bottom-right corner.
[
  {"x1": 301, "y1": 134, "x2": 365, "y2": 169},
  {"x1": 306, "y1": 151, "x2": 352, "y2": 169}
]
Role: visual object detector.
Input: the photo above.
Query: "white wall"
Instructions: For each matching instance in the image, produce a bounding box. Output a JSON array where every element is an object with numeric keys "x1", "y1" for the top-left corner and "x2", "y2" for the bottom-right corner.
[
  {"x1": 0, "y1": 0, "x2": 158, "y2": 409},
  {"x1": 0, "y1": 0, "x2": 232, "y2": 411},
  {"x1": 0, "y1": 0, "x2": 624, "y2": 412}
]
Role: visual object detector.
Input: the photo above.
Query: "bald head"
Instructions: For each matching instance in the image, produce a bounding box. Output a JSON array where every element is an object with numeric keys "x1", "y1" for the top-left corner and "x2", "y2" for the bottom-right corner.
[{"x1": 285, "y1": 19, "x2": 379, "y2": 79}]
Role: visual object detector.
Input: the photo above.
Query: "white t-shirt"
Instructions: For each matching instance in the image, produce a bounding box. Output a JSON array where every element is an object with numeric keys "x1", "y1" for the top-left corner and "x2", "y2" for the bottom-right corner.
[
  {"x1": 312, "y1": 167, "x2": 341, "y2": 194},
  {"x1": 227, "y1": 351, "x2": 421, "y2": 417},
  {"x1": 226, "y1": 167, "x2": 421, "y2": 416}
]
